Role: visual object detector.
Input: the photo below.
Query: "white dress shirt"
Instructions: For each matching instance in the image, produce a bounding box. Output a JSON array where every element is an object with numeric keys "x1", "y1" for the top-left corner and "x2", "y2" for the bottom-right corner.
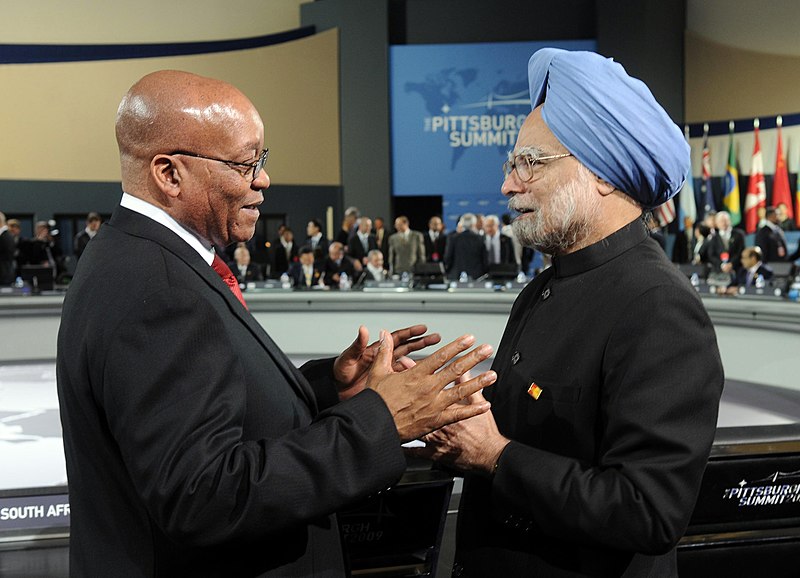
[{"x1": 120, "y1": 193, "x2": 215, "y2": 265}]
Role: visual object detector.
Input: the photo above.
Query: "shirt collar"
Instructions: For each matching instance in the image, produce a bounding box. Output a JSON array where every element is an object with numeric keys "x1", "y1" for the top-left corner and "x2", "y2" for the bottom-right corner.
[
  {"x1": 120, "y1": 192, "x2": 215, "y2": 265},
  {"x1": 552, "y1": 216, "x2": 648, "y2": 278}
]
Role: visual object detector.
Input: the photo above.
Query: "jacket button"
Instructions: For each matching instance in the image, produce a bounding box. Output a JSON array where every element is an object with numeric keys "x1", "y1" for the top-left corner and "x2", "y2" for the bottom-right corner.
[
  {"x1": 511, "y1": 351, "x2": 520, "y2": 365},
  {"x1": 542, "y1": 287, "x2": 551, "y2": 300}
]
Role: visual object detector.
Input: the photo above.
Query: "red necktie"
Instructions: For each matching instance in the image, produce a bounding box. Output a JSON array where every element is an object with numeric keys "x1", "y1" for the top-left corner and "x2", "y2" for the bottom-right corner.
[{"x1": 211, "y1": 254, "x2": 248, "y2": 310}]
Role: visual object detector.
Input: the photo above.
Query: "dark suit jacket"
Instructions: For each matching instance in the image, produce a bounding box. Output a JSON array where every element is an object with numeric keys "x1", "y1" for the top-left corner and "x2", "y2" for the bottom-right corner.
[
  {"x1": 732, "y1": 263, "x2": 774, "y2": 287},
  {"x1": 73, "y1": 230, "x2": 93, "y2": 260},
  {"x1": 321, "y1": 256, "x2": 357, "y2": 287},
  {"x1": 484, "y1": 234, "x2": 516, "y2": 266},
  {"x1": 234, "y1": 263, "x2": 264, "y2": 283},
  {"x1": 271, "y1": 239, "x2": 298, "y2": 277},
  {"x1": 705, "y1": 228, "x2": 746, "y2": 271},
  {"x1": 456, "y1": 219, "x2": 723, "y2": 577},
  {"x1": 423, "y1": 231, "x2": 447, "y2": 263},
  {"x1": 374, "y1": 228, "x2": 389, "y2": 259},
  {"x1": 287, "y1": 261, "x2": 323, "y2": 289},
  {"x1": 445, "y1": 230, "x2": 487, "y2": 280},
  {"x1": 57, "y1": 207, "x2": 406, "y2": 577},
  {"x1": 755, "y1": 224, "x2": 788, "y2": 263},
  {"x1": 347, "y1": 233, "x2": 378, "y2": 264},
  {"x1": 305, "y1": 235, "x2": 329, "y2": 261},
  {"x1": 0, "y1": 229, "x2": 15, "y2": 285}
]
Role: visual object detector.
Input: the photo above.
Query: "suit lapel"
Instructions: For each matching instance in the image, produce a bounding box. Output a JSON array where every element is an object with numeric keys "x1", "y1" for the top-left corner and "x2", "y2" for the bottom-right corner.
[{"x1": 109, "y1": 207, "x2": 318, "y2": 412}]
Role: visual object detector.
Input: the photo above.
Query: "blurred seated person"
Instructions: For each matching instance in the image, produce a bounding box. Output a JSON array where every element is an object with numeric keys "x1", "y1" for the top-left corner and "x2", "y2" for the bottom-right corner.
[
  {"x1": 706, "y1": 210, "x2": 745, "y2": 273},
  {"x1": 424, "y1": 215, "x2": 447, "y2": 263},
  {"x1": 358, "y1": 249, "x2": 386, "y2": 283},
  {"x1": 322, "y1": 241, "x2": 358, "y2": 287},
  {"x1": 18, "y1": 220, "x2": 61, "y2": 271},
  {"x1": 482, "y1": 214, "x2": 516, "y2": 266},
  {"x1": 305, "y1": 218, "x2": 329, "y2": 260},
  {"x1": 755, "y1": 206, "x2": 788, "y2": 263},
  {"x1": 776, "y1": 202, "x2": 797, "y2": 232},
  {"x1": 73, "y1": 212, "x2": 102, "y2": 260},
  {"x1": 726, "y1": 247, "x2": 773, "y2": 294},
  {"x1": 233, "y1": 245, "x2": 264, "y2": 284},
  {"x1": 287, "y1": 246, "x2": 323, "y2": 289},
  {"x1": 347, "y1": 217, "x2": 377, "y2": 266},
  {"x1": 271, "y1": 226, "x2": 297, "y2": 277}
]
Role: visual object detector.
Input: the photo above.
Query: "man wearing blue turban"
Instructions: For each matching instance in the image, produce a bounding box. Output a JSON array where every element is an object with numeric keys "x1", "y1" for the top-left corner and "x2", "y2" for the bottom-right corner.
[{"x1": 416, "y1": 49, "x2": 724, "y2": 577}]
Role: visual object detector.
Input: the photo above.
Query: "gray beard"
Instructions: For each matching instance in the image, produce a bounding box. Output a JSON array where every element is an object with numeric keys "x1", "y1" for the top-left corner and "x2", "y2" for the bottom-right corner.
[{"x1": 510, "y1": 169, "x2": 600, "y2": 255}]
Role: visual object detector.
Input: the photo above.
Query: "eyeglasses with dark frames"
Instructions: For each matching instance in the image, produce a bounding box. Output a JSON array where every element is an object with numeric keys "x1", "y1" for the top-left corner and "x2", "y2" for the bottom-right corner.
[
  {"x1": 169, "y1": 148, "x2": 269, "y2": 183},
  {"x1": 502, "y1": 149, "x2": 572, "y2": 182}
]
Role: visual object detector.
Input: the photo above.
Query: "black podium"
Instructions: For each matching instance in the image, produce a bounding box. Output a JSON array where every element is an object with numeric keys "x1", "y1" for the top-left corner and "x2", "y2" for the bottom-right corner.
[
  {"x1": 677, "y1": 423, "x2": 800, "y2": 576},
  {"x1": 339, "y1": 468, "x2": 453, "y2": 577}
]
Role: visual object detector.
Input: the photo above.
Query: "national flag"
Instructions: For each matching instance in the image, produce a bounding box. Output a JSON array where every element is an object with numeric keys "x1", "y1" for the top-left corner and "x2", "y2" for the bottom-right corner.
[
  {"x1": 744, "y1": 119, "x2": 767, "y2": 234},
  {"x1": 772, "y1": 115, "x2": 793, "y2": 220},
  {"x1": 678, "y1": 125, "x2": 697, "y2": 232},
  {"x1": 796, "y1": 168, "x2": 800, "y2": 228},
  {"x1": 701, "y1": 123, "x2": 715, "y2": 213},
  {"x1": 654, "y1": 198, "x2": 676, "y2": 227},
  {"x1": 723, "y1": 121, "x2": 741, "y2": 226}
]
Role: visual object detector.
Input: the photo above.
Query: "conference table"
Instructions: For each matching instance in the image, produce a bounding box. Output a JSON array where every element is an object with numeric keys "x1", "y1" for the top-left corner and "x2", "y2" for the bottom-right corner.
[{"x1": 1, "y1": 286, "x2": 799, "y2": 576}]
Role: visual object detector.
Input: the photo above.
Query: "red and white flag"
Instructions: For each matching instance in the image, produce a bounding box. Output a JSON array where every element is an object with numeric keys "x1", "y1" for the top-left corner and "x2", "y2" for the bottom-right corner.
[
  {"x1": 744, "y1": 119, "x2": 766, "y2": 234},
  {"x1": 773, "y1": 116, "x2": 793, "y2": 219},
  {"x1": 654, "y1": 198, "x2": 676, "y2": 227}
]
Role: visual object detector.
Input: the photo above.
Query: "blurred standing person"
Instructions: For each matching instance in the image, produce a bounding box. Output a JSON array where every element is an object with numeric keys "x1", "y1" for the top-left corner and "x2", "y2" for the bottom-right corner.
[
  {"x1": 0, "y1": 212, "x2": 16, "y2": 285},
  {"x1": 755, "y1": 206, "x2": 788, "y2": 263},
  {"x1": 271, "y1": 226, "x2": 297, "y2": 278},
  {"x1": 18, "y1": 220, "x2": 60, "y2": 271},
  {"x1": 444, "y1": 213, "x2": 487, "y2": 280},
  {"x1": 73, "y1": 212, "x2": 102, "y2": 260},
  {"x1": 304, "y1": 218, "x2": 329, "y2": 260},
  {"x1": 705, "y1": 210, "x2": 745, "y2": 273},
  {"x1": 482, "y1": 214, "x2": 515, "y2": 267},
  {"x1": 347, "y1": 217, "x2": 377, "y2": 266},
  {"x1": 335, "y1": 209, "x2": 358, "y2": 247},
  {"x1": 776, "y1": 202, "x2": 796, "y2": 232},
  {"x1": 387, "y1": 216, "x2": 425, "y2": 276},
  {"x1": 424, "y1": 215, "x2": 447, "y2": 263},
  {"x1": 373, "y1": 216, "x2": 390, "y2": 263}
]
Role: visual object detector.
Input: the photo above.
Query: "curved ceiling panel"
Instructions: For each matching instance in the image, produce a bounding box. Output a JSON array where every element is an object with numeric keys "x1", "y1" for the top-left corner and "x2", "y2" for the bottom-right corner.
[{"x1": 688, "y1": 0, "x2": 800, "y2": 57}]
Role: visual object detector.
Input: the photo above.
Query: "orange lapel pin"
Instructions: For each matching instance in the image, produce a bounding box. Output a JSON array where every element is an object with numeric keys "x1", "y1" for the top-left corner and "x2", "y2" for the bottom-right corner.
[{"x1": 528, "y1": 382, "x2": 543, "y2": 400}]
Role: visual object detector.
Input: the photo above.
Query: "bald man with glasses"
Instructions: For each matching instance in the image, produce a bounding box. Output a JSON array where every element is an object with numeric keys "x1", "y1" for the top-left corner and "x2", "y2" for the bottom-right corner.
[{"x1": 57, "y1": 70, "x2": 497, "y2": 578}]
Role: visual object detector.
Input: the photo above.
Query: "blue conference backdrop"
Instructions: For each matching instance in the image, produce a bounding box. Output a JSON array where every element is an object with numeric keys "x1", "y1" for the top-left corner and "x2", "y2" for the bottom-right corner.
[{"x1": 390, "y1": 39, "x2": 596, "y2": 229}]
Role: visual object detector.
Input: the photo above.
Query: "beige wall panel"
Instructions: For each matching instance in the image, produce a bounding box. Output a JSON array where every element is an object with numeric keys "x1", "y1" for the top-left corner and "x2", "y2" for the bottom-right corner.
[
  {"x1": 0, "y1": 28, "x2": 339, "y2": 185},
  {"x1": 685, "y1": 31, "x2": 800, "y2": 124},
  {"x1": 1, "y1": 0, "x2": 310, "y2": 44}
]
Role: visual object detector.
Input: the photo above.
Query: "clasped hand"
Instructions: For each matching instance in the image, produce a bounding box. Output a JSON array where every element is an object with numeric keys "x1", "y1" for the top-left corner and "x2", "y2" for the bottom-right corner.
[{"x1": 366, "y1": 330, "x2": 497, "y2": 442}]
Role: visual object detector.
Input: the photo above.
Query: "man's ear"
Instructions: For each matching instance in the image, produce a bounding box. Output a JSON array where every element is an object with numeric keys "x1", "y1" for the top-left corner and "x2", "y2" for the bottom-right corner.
[
  {"x1": 150, "y1": 154, "x2": 182, "y2": 199},
  {"x1": 594, "y1": 174, "x2": 617, "y2": 197}
]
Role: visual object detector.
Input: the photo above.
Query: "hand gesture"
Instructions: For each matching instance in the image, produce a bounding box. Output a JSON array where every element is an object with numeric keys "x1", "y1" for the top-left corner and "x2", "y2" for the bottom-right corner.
[
  {"x1": 407, "y1": 389, "x2": 510, "y2": 476},
  {"x1": 367, "y1": 331, "x2": 497, "y2": 442},
  {"x1": 333, "y1": 324, "x2": 441, "y2": 400}
]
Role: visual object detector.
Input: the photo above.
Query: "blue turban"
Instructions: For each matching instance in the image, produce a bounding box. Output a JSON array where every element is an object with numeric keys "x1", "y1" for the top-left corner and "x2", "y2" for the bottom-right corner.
[{"x1": 528, "y1": 48, "x2": 689, "y2": 209}]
